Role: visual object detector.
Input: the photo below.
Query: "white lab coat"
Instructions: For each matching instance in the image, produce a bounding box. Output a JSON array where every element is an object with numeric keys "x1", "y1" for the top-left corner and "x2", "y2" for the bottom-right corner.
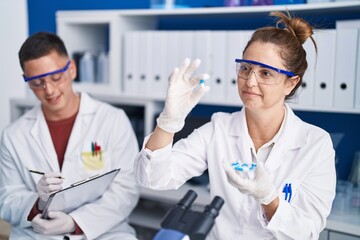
[
  {"x1": 0, "y1": 93, "x2": 140, "y2": 240},
  {"x1": 135, "y1": 104, "x2": 336, "y2": 240}
]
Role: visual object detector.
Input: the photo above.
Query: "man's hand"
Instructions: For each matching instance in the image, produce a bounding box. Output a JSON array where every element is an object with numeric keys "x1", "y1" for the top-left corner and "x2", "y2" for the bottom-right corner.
[
  {"x1": 36, "y1": 172, "x2": 63, "y2": 210},
  {"x1": 156, "y1": 58, "x2": 210, "y2": 133},
  {"x1": 32, "y1": 211, "x2": 76, "y2": 235},
  {"x1": 224, "y1": 162, "x2": 278, "y2": 205}
]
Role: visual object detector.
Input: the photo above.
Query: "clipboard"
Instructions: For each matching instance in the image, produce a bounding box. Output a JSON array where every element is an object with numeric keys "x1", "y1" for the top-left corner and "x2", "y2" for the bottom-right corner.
[{"x1": 41, "y1": 168, "x2": 120, "y2": 219}]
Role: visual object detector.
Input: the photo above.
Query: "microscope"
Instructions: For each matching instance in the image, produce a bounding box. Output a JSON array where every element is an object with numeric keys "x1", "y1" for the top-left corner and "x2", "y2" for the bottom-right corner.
[{"x1": 153, "y1": 189, "x2": 224, "y2": 240}]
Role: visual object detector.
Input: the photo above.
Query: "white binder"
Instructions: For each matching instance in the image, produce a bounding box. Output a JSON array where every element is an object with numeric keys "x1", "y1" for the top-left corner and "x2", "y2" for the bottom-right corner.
[
  {"x1": 178, "y1": 31, "x2": 195, "y2": 63},
  {"x1": 297, "y1": 38, "x2": 316, "y2": 107},
  {"x1": 123, "y1": 32, "x2": 139, "y2": 96},
  {"x1": 138, "y1": 31, "x2": 153, "y2": 96},
  {"x1": 336, "y1": 19, "x2": 360, "y2": 29},
  {"x1": 166, "y1": 31, "x2": 180, "y2": 76},
  {"x1": 313, "y1": 30, "x2": 336, "y2": 107},
  {"x1": 208, "y1": 31, "x2": 227, "y2": 101},
  {"x1": 194, "y1": 31, "x2": 212, "y2": 101},
  {"x1": 42, "y1": 169, "x2": 120, "y2": 219},
  {"x1": 149, "y1": 31, "x2": 168, "y2": 99},
  {"x1": 333, "y1": 29, "x2": 358, "y2": 109},
  {"x1": 356, "y1": 31, "x2": 360, "y2": 110},
  {"x1": 225, "y1": 30, "x2": 252, "y2": 104}
]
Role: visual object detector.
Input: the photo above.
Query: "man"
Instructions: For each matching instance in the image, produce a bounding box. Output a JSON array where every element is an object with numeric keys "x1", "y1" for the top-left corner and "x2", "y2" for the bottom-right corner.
[{"x1": 0, "y1": 32, "x2": 140, "y2": 239}]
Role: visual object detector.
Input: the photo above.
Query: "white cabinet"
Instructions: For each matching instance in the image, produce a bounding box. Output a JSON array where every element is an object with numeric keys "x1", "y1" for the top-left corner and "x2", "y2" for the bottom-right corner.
[
  {"x1": 320, "y1": 229, "x2": 360, "y2": 240},
  {"x1": 320, "y1": 229, "x2": 329, "y2": 240},
  {"x1": 329, "y1": 232, "x2": 360, "y2": 240},
  {"x1": 56, "y1": 2, "x2": 360, "y2": 114}
]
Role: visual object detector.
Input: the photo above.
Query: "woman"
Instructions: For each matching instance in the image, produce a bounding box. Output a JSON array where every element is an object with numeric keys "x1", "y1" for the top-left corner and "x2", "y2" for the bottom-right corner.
[{"x1": 135, "y1": 11, "x2": 336, "y2": 239}]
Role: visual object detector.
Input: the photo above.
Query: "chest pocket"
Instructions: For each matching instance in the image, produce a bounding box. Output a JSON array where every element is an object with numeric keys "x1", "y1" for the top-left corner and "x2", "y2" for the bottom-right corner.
[{"x1": 81, "y1": 141, "x2": 107, "y2": 172}]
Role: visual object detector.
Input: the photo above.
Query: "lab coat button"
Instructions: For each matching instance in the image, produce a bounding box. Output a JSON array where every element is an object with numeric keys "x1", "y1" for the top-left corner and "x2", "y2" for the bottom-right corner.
[{"x1": 146, "y1": 154, "x2": 151, "y2": 160}]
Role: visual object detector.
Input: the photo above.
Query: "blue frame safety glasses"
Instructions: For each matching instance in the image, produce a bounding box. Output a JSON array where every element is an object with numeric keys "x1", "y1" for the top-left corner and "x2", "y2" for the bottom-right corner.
[
  {"x1": 235, "y1": 59, "x2": 295, "y2": 85},
  {"x1": 23, "y1": 60, "x2": 71, "y2": 89}
]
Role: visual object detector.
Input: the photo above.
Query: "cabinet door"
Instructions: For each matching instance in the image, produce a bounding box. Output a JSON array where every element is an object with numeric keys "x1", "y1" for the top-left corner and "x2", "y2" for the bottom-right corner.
[
  {"x1": 329, "y1": 231, "x2": 360, "y2": 240},
  {"x1": 319, "y1": 229, "x2": 329, "y2": 240}
]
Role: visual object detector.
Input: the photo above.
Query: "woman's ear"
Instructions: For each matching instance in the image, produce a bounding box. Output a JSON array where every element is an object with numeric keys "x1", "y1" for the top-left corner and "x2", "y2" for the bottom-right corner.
[{"x1": 285, "y1": 76, "x2": 300, "y2": 95}]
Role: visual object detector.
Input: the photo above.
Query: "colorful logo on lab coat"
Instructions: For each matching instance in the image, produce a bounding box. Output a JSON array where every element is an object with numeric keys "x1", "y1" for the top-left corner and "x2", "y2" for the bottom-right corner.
[{"x1": 81, "y1": 141, "x2": 105, "y2": 171}]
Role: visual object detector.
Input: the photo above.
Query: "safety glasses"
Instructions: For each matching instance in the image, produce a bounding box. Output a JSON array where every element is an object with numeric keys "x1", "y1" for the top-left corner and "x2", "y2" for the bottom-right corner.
[
  {"x1": 235, "y1": 59, "x2": 295, "y2": 85},
  {"x1": 23, "y1": 61, "x2": 71, "y2": 89}
]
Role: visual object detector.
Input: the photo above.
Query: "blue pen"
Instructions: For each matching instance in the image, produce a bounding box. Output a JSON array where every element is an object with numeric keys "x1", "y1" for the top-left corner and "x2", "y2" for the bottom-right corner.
[
  {"x1": 288, "y1": 184, "x2": 292, "y2": 202},
  {"x1": 282, "y1": 183, "x2": 292, "y2": 202},
  {"x1": 282, "y1": 184, "x2": 288, "y2": 201}
]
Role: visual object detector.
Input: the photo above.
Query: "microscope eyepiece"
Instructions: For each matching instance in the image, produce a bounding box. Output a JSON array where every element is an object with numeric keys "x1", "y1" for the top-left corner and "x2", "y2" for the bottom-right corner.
[
  {"x1": 178, "y1": 190, "x2": 197, "y2": 209},
  {"x1": 204, "y1": 196, "x2": 224, "y2": 218}
]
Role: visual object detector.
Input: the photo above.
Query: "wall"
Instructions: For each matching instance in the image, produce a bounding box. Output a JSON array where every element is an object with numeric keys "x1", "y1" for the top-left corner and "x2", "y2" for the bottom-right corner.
[
  {"x1": 0, "y1": 0, "x2": 28, "y2": 132},
  {"x1": 25, "y1": 0, "x2": 360, "y2": 180}
]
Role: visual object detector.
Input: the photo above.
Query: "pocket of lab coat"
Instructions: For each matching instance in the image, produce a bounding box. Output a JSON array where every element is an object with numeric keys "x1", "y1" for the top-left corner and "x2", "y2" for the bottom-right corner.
[{"x1": 81, "y1": 151, "x2": 106, "y2": 172}]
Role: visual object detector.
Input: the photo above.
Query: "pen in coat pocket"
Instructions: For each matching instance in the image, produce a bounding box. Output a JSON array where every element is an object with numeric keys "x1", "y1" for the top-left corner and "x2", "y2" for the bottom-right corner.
[{"x1": 29, "y1": 170, "x2": 65, "y2": 179}]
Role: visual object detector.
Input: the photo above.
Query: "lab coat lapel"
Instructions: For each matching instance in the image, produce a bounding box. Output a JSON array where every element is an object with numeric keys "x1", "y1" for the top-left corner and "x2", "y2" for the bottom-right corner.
[
  {"x1": 229, "y1": 109, "x2": 253, "y2": 164},
  {"x1": 236, "y1": 134, "x2": 253, "y2": 164},
  {"x1": 30, "y1": 106, "x2": 59, "y2": 171},
  {"x1": 265, "y1": 105, "x2": 306, "y2": 172},
  {"x1": 64, "y1": 93, "x2": 95, "y2": 159}
]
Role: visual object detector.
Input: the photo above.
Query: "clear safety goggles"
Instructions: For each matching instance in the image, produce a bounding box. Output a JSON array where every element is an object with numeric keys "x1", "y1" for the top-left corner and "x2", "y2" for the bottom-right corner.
[
  {"x1": 23, "y1": 61, "x2": 71, "y2": 89},
  {"x1": 235, "y1": 59, "x2": 295, "y2": 85}
]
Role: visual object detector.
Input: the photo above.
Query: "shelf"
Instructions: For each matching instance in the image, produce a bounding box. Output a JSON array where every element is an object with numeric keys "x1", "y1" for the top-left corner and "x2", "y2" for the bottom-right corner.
[
  {"x1": 57, "y1": 6, "x2": 360, "y2": 114},
  {"x1": 327, "y1": 212, "x2": 360, "y2": 236},
  {"x1": 139, "y1": 183, "x2": 211, "y2": 207},
  {"x1": 57, "y1": 2, "x2": 360, "y2": 17}
]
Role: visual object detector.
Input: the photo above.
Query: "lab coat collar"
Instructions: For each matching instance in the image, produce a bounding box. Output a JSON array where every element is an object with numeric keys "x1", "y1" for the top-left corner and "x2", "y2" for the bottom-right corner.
[
  {"x1": 265, "y1": 104, "x2": 307, "y2": 171},
  {"x1": 63, "y1": 92, "x2": 98, "y2": 158},
  {"x1": 228, "y1": 104, "x2": 306, "y2": 149},
  {"x1": 228, "y1": 104, "x2": 307, "y2": 171},
  {"x1": 26, "y1": 92, "x2": 98, "y2": 172},
  {"x1": 29, "y1": 106, "x2": 59, "y2": 172},
  {"x1": 77, "y1": 92, "x2": 99, "y2": 116}
]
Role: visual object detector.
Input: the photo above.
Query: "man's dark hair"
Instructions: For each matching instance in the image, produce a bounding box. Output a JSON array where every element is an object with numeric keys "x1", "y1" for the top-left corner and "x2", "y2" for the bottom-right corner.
[{"x1": 18, "y1": 32, "x2": 69, "y2": 70}]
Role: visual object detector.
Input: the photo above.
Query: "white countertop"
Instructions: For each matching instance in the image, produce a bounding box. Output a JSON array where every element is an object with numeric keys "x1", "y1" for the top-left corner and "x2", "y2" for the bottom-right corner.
[{"x1": 327, "y1": 212, "x2": 360, "y2": 236}]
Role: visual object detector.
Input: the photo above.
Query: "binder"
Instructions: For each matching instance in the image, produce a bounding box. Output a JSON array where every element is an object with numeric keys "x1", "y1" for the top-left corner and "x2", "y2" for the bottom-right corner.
[
  {"x1": 166, "y1": 31, "x2": 180, "y2": 77},
  {"x1": 335, "y1": 21, "x2": 360, "y2": 110},
  {"x1": 41, "y1": 169, "x2": 120, "y2": 219},
  {"x1": 356, "y1": 31, "x2": 360, "y2": 110},
  {"x1": 178, "y1": 31, "x2": 195, "y2": 63},
  {"x1": 333, "y1": 29, "x2": 358, "y2": 109},
  {"x1": 297, "y1": 38, "x2": 316, "y2": 107},
  {"x1": 138, "y1": 31, "x2": 153, "y2": 96},
  {"x1": 194, "y1": 31, "x2": 212, "y2": 101},
  {"x1": 313, "y1": 30, "x2": 336, "y2": 107},
  {"x1": 208, "y1": 31, "x2": 227, "y2": 101},
  {"x1": 336, "y1": 19, "x2": 360, "y2": 29},
  {"x1": 225, "y1": 30, "x2": 253, "y2": 104},
  {"x1": 149, "y1": 31, "x2": 168, "y2": 99},
  {"x1": 123, "y1": 32, "x2": 139, "y2": 96}
]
